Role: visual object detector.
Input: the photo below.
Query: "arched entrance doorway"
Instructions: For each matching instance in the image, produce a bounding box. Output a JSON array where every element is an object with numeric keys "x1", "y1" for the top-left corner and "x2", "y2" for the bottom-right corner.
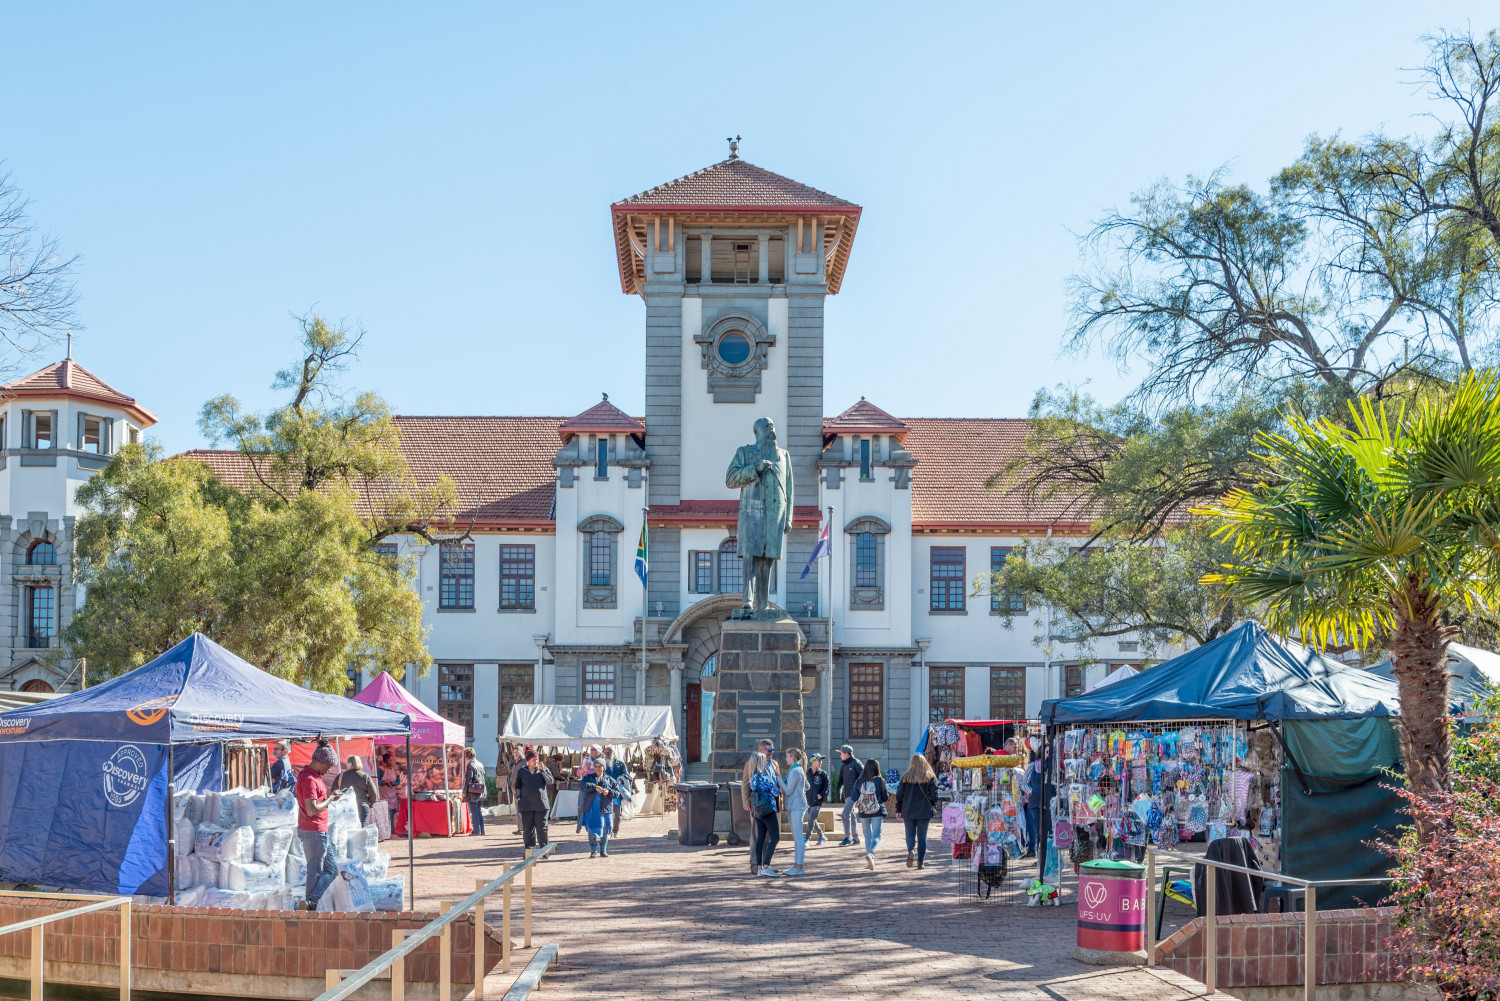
[
  {"x1": 686, "y1": 654, "x2": 717, "y2": 763},
  {"x1": 19, "y1": 678, "x2": 54, "y2": 694}
]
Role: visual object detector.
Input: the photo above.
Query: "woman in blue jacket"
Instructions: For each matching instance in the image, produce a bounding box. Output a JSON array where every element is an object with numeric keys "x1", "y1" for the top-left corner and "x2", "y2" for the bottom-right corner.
[{"x1": 578, "y1": 763, "x2": 615, "y2": 858}]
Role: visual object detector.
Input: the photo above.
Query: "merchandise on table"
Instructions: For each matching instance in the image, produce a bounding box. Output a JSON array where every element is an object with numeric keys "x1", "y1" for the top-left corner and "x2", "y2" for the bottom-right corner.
[{"x1": 1051, "y1": 720, "x2": 1281, "y2": 870}]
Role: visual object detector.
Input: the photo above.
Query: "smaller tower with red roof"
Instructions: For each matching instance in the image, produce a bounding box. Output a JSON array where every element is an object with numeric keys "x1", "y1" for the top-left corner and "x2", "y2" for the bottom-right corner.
[{"x1": 0, "y1": 356, "x2": 157, "y2": 693}]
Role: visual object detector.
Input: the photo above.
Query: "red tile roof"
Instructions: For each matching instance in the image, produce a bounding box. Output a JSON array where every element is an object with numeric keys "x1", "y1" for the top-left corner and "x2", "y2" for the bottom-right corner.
[
  {"x1": 823, "y1": 398, "x2": 909, "y2": 439},
  {"x1": 176, "y1": 415, "x2": 1098, "y2": 534},
  {"x1": 2, "y1": 359, "x2": 158, "y2": 426},
  {"x1": 614, "y1": 159, "x2": 858, "y2": 210},
  {"x1": 901, "y1": 418, "x2": 1097, "y2": 532},
  {"x1": 610, "y1": 158, "x2": 862, "y2": 296},
  {"x1": 179, "y1": 416, "x2": 564, "y2": 528},
  {"x1": 558, "y1": 397, "x2": 645, "y2": 442}
]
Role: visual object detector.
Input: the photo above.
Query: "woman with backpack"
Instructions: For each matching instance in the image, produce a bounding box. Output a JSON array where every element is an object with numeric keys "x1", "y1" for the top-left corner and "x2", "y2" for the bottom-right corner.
[
  {"x1": 895, "y1": 753, "x2": 939, "y2": 869},
  {"x1": 747, "y1": 751, "x2": 785, "y2": 876},
  {"x1": 853, "y1": 758, "x2": 888, "y2": 871}
]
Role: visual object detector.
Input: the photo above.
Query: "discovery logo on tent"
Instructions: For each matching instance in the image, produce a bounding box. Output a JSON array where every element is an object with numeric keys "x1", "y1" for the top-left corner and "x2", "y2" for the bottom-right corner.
[
  {"x1": 127, "y1": 696, "x2": 177, "y2": 726},
  {"x1": 102, "y1": 745, "x2": 150, "y2": 808}
]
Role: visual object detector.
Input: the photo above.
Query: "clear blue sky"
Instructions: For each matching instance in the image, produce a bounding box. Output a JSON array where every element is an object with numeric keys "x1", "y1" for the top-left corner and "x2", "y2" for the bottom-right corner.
[{"x1": 4, "y1": 3, "x2": 1480, "y2": 452}]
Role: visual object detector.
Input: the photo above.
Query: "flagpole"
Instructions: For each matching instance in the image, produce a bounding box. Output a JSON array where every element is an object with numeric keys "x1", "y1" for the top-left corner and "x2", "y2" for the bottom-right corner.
[
  {"x1": 824, "y1": 505, "x2": 833, "y2": 758},
  {"x1": 640, "y1": 505, "x2": 648, "y2": 707}
]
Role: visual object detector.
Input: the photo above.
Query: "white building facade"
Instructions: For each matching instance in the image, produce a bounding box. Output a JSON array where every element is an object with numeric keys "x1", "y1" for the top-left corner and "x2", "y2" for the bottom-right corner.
[
  {"x1": 18, "y1": 152, "x2": 1144, "y2": 769},
  {"x1": 350, "y1": 154, "x2": 1144, "y2": 772}
]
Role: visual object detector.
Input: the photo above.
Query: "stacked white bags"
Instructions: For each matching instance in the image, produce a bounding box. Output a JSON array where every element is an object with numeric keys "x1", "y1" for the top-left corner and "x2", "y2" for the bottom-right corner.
[{"x1": 170, "y1": 784, "x2": 404, "y2": 911}]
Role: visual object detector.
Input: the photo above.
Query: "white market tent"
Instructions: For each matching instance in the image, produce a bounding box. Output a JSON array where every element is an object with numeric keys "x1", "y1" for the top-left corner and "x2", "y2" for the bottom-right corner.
[
  {"x1": 1086, "y1": 664, "x2": 1139, "y2": 693},
  {"x1": 502, "y1": 703, "x2": 677, "y2": 751}
]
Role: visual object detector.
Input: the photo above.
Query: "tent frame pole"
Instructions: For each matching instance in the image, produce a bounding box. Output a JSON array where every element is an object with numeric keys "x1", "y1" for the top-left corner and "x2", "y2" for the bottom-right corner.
[
  {"x1": 166, "y1": 742, "x2": 176, "y2": 906},
  {"x1": 406, "y1": 735, "x2": 415, "y2": 907}
]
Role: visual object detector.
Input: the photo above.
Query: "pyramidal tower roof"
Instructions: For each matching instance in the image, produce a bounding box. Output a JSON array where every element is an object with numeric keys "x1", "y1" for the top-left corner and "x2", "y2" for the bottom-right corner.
[
  {"x1": 610, "y1": 148, "x2": 861, "y2": 296},
  {"x1": 2, "y1": 358, "x2": 158, "y2": 426}
]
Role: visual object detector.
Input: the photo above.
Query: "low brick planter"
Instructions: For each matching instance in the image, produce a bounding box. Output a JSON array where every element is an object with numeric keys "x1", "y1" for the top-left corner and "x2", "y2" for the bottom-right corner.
[
  {"x1": 0, "y1": 897, "x2": 507, "y2": 999},
  {"x1": 1155, "y1": 905, "x2": 1403, "y2": 989}
]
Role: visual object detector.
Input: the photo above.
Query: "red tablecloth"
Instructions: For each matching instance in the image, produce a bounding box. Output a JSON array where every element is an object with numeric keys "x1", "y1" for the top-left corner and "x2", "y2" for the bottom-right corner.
[{"x1": 393, "y1": 798, "x2": 471, "y2": 837}]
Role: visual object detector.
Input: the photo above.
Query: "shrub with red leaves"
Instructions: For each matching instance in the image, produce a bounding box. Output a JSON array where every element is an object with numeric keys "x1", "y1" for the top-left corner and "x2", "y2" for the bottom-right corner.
[{"x1": 1386, "y1": 708, "x2": 1500, "y2": 1000}]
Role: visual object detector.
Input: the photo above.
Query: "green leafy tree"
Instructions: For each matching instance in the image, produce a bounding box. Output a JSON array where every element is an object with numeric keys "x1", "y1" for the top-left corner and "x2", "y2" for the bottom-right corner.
[
  {"x1": 68, "y1": 317, "x2": 453, "y2": 690},
  {"x1": 1200, "y1": 373, "x2": 1500, "y2": 836}
]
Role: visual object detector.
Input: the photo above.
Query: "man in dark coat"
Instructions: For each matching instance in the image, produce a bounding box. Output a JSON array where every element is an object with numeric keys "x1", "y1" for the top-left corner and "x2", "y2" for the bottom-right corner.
[
  {"x1": 513, "y1": 750, "x2": 556, "y2": 856},
  {"x1": 836, "y1": 745, "x2": 864, "y2": 847}
]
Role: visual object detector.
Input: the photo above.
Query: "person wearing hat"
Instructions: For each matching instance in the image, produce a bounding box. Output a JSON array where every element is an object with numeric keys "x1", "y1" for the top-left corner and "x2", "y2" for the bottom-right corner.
[
  {"x1": 600, "y1": 747, "x2": 630, "y2": 838},
  {"x1": 513, "y1": 749, "x2": 556, "y2": 856},
  {"x1": 836, "y1": 745, "x2": 864, "y2": 847},
  {"x1": 295, "y1": 741, "x2": 349, "y2": 910},
  {"x1": 805, "y1": 753, "x2": 830, "y2": 846},
  {"x1": 335, "y1": 755, "x2": 379, "y2": 825}
]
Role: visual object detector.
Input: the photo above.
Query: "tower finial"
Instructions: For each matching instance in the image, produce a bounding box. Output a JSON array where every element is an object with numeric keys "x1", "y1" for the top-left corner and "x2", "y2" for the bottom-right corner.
[
  {"x1": 66, "y1": 332, "x2": 73, "y2": 361},
  {"x1": 727, "y1": 135, "x2": 740, "y2": 160}
]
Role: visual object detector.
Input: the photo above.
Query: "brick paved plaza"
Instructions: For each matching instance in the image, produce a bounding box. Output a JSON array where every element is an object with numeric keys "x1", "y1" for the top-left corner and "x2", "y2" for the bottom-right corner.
[{"x1": 388, "y1": 813, "x2": 1225, "y2": 1001}]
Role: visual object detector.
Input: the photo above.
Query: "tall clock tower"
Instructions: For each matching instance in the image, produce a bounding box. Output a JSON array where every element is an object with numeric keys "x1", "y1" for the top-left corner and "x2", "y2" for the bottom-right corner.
[{"x1": 610, "y1": 143, "x2": 861, "y2": 617}]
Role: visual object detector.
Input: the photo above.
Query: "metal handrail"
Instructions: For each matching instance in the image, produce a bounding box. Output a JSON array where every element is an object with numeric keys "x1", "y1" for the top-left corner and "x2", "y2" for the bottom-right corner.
[
  {"x1": 1143, "y1": 847, "x2": 1394, "y2": 1001},
  {"x1": 317, "y1": 842, "x2": 555, "y2": 1001},
  {"x1": 0, "y1": 890, "x2": 132, "y2": 1001}
]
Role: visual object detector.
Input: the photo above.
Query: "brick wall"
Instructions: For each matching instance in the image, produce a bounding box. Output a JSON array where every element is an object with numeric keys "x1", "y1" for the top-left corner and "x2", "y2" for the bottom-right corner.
[
  {"x1": 0, "y1": 898, "x2": 506, "y2": 990},
  {"x1": 1155, "y1": 906, "x2": 1404, "y2": 988}
]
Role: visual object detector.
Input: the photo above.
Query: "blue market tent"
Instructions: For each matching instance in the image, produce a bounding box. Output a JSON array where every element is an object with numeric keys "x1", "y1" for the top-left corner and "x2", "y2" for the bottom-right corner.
[
  {"x1": 1039, "y1": 622, "x2": 1405, "y2": 907},
  {"x1": 1039, "y1": 622, "x2": 1401, "y2": 725},
  {"x1": 0, "y1": 633, "x2": 410, "y2": 896}
]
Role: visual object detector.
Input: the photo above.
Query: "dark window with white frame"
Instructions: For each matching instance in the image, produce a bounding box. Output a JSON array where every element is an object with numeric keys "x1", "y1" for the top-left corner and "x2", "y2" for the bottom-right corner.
[
  {"x1": 579, "y1": 515, "x2": 622, "y2": 608},
  {"x1": 438, "y1": 663, "x2": 474, "y2": 734},
  {"x1": 1066, "y1": 665, "x2": 1085, "y2": 697},
  {"x1": 589, "y1": 532, "x2": 613, "y2": 586},
  {"x1": 989, "y1": 667, "x2": 1026, "y2": 718},
  {"x1": 849, "y1": 663, "x2": 884, "y2": 739},
  {"x1": 26, "y1": 586, "x2": 54, "y2": 648},
  {"x1": 498, "y1": 664, "x2": 535, "y2": 728},
  {"x1": 855, "y1": 533, "x2": 878, "y2": 586},
  {"x1": 859, "y1": 438, "x2": 872, "y2": 479},
  {"x1": 595, "y1": 438, "x2": 608, "y2": 478},
  {"x1": 717, "y1": 537, "x2": 742, "y2": 594},
  {"x1": 990, "y1": 547, "x2": 1026, "y2": 613},
  {"x1": 583, "y1": 662, "x2": 617, "y2": 703},
  {"x1": 930, "y1": 546, "x2": 966, "y2": 611},
  {"x1": 846, "y1": 516, "x2": 889, "y2": 611},
  {"x1": 689, "y1": 550, "x2": 714, "y2": 594},
  {"x1": 374, "y1": 541, "x2": 399, "y2": 559},
  {"x1": 929, "y1": 666, "x2": 966, "y2": 723},
  {"x1": 500, "y1": 544, "x2": 536, "y2": 610},
  {"x1": 439, "y1": 542, "x2": 475, "y2": 609},
  {"x1": 27, "y1": 540, "x2": 57, "y2": 565}
]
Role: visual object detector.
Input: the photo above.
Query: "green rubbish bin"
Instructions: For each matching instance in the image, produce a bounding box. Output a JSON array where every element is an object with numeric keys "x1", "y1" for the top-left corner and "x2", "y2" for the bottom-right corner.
[{"x1": 673, "y1": 782, "x2": 719, "y2": 846}]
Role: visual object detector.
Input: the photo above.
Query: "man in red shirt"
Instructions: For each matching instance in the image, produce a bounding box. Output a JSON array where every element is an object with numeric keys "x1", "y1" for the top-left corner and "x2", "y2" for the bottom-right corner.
[{"x1": 295, "y1": 742, "x2": 347, "y2": 911}]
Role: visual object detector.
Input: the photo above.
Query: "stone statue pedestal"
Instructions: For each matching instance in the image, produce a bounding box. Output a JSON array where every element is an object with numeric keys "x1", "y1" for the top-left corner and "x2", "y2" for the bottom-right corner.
[{"x1": 706, "y1": 616, "x2": 806, "y2": 787}]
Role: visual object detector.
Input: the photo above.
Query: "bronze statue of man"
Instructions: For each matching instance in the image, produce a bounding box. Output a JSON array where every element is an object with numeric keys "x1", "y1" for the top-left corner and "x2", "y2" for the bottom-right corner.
[{"x1": 725, "y1": 417, "x2": 794, "y2": 618}]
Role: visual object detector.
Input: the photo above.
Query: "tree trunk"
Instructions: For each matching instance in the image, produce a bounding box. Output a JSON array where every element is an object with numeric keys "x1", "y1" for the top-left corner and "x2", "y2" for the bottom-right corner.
[{"x1": 1388, "y1": 607, "x2": 1452, "y2": 844}]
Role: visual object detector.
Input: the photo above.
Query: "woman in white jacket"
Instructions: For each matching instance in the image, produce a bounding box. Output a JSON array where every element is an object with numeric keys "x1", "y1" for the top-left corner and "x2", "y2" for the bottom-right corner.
[{"x1": 782, "y1": 749, "x2": 810, "y2": 876}]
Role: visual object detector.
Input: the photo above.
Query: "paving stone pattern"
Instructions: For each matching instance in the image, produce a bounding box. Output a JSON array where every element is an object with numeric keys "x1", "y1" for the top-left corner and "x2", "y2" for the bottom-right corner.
[{"x1": 390, "y1": 813, "x2": 1227, "y2": 1001}]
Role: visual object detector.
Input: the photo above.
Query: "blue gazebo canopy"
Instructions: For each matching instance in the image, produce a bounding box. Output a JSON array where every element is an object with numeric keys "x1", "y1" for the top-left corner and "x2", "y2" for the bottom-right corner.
[
  {"x1": 0, "y1": 632, "x2": 410, "y2": 743},
  {"x1": 1040, "y1": 622, "x2": 1402, "y2": 725}
]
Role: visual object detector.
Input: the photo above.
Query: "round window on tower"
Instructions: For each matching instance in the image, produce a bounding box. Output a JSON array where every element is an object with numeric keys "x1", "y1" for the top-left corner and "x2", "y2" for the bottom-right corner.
[{"x1": 716, "y1": 331, "x2": 752, "y2": 366}]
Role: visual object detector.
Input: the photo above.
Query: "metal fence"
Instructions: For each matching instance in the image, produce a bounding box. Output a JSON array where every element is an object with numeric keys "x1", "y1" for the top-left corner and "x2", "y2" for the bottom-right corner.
[
  {"x1": 316, "y1": 842, "x2": 555, "y2": 1001},
  {"x1": 1144, "y1": 848, "x2": 1392, "y2": 1001},
  {"x1": 0, "y1": 890, "x2": 133, "y2": 1001}
]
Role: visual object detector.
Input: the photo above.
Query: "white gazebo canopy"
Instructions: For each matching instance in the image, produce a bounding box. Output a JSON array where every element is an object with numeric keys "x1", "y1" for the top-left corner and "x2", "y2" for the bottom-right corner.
[{"x1": 502, "y1": 703, "x2": 677, "y2": 751}]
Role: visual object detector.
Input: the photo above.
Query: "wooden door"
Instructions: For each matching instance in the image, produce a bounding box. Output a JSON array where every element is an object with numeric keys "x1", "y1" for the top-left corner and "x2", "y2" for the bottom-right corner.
[{"x1": 686, "y1": 684, "x2": 702, "y2": 762}]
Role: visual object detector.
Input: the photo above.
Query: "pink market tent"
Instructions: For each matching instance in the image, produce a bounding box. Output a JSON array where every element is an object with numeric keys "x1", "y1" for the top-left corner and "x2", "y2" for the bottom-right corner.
[{"x1": 354, "y1": 671, "x2": 465, "y2": 745}]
